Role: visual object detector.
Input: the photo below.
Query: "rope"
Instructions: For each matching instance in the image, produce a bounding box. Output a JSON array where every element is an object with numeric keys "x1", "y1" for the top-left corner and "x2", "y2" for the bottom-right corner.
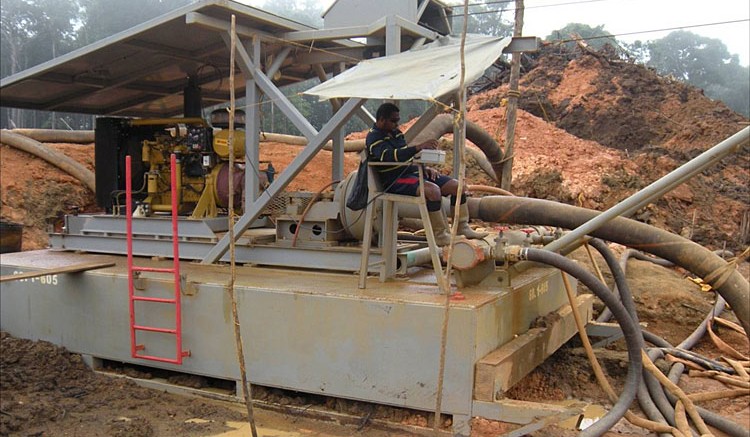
[{"x1": 703, "y1": 246, "x2": 749, "y2": 290}]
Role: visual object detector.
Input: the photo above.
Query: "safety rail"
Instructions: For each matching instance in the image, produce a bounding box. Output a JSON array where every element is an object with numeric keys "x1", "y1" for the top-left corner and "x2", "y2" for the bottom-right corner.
[{"x1": 126, "y1": 154, "x2": 189, "y2": 364}]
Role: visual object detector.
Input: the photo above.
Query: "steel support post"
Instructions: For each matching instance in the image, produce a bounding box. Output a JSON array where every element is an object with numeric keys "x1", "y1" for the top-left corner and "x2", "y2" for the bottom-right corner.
[
  {"x1": 244, "y1": 36, "x2": 261, "y2": 203},
  {"x1": 332, "y1": 128, "x2": 345, "y2": 183},
  {"x1": 385, "y1": 15, "x2": 401, "y2": 56}
]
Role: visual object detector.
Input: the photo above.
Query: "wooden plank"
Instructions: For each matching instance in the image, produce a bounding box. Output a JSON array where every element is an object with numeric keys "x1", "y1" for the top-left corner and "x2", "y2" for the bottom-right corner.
[
  {"x1": 0, "y1": 261, "x2": 116, "y2": 283},
  {"x1": 474, "y1": 294, "x2": 594, "y2": 401}
]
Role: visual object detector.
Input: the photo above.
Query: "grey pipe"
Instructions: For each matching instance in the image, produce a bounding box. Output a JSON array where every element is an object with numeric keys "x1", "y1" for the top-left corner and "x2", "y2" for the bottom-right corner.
[
  {"x1": 10, "y1": 128, "x2": 94, "y2": 143},
  {"x1": 473, "y1": 196, "x2": 750, "y2": 341}
]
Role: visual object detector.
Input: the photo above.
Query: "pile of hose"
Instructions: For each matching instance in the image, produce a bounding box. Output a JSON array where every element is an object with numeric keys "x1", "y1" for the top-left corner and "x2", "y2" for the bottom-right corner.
[
  {"x1": 589, "y1": 240, "x2": 748, "y2": 437},
  {"x1": 519, "y1": 240, "x2": 748, "y2": 436}
]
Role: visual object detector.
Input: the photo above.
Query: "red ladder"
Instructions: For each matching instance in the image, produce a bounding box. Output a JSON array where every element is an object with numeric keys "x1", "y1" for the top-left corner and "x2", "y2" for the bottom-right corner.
[{"x1": 126, "y1": 154, "x2": 189, "y2": 364}]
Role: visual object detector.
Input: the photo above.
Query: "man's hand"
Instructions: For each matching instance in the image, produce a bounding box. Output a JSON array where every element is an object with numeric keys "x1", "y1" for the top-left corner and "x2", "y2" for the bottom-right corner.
[
  {"x1": 415, "y1": 139, "x2": 439, "y2": 151},
  {"x1": 424, "y1": 167, "x2": 440, "y2": 180}
]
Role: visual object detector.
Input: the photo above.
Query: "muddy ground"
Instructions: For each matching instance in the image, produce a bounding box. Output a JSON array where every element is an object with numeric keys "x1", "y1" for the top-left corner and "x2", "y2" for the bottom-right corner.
[{"x1": 1, "y1": 43, "x2": 749, "y2": 436}]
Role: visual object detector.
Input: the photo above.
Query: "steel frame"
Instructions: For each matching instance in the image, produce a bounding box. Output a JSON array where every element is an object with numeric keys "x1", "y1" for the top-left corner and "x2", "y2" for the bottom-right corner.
[{"x1": 187, "y1": 9, "x2": 449, "y2": 264}]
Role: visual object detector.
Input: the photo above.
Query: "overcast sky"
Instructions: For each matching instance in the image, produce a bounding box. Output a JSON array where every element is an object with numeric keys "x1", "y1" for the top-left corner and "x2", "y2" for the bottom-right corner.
[{"x1": 239, "y1": 0, "x2": 749, "y2": 66}]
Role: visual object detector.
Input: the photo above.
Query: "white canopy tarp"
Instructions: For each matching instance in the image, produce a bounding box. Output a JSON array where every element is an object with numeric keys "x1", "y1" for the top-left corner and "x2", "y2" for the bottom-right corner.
[{"x1": 304, "y1": 35, "x2": 511, "y2": 101}]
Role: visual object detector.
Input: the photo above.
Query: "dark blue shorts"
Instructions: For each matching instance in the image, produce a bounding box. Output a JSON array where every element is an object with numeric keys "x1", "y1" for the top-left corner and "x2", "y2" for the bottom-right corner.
[{"x1": 385, "y1": 173, "x2": 453, "y2": 197}]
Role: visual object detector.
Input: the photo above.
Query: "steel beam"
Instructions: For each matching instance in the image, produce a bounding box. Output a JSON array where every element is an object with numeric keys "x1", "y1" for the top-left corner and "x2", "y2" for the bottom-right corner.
[
  {"x1": 50, "y1": 233, "x2": 389, "y2": 272},
  {"x1": 266, "y1": 46, "x2": 292, "y2": 78},
  {"x1": 232, "y1": 38, "x2": 318, "y2": 140},
  {"x1": 245, "y1": 36, "x2": 262, "y2": 203},
  {"x1": 282, "y1": 18, "x2": 386, "y2": 42}
]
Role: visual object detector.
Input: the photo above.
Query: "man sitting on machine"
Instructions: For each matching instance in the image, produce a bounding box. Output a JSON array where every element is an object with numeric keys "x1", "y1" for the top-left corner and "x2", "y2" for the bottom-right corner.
[{"x1": 366, "y1": 103, "x2": 487, "y2": 246}]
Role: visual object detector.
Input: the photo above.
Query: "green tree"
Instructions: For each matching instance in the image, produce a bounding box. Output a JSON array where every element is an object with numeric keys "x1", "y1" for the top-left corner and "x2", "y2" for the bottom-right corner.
[
  {"x1": 545, "y1": 23, "x2": 618, "y2": 51},
  {"x1": 1, "y1": 0, "x2": 80, "y2": 128},
  {"x1": 646, "y1": 30, "x2": 749, "y2": 116},
  {"x1": 452, "y1": 1, "x2": 513, "y2": 37},
  {"x1": 648, "y1": 31, "x2": 733, "y2": 89}
]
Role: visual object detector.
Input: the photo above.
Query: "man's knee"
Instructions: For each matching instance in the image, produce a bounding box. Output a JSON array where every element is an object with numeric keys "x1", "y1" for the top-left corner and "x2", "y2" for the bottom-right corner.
[
  {"x1": 440, "y1": 178, "x2": 460, "y2": 196},
  {"x1": 424, "y1": 182, "x2": 442, "y2": 201}
]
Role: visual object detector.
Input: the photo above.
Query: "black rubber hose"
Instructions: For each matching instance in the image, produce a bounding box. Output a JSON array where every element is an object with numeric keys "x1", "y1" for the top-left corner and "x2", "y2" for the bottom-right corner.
[
  {"x1": 587, "y1": 240, "x2": 675, "y2": 435},
  {"x1": 665, "y1": 296, "x2": 749, "y2": 437},
  {"x1": 521, "y1": 247, "x2": 644, "y2": 437},
  {"x1": 596, "y1": 249, "x2": 673, "y2": 323},
  {"x1": 410, "y1": 113, "x2": 505, "y2": 182},
  {"x1": 666, "y1": 361, "x2": 750, "y2": 437},
  {"x1": 473, "y1": 196, "x2": 750, "y2": 339},
  {"x1": 679, "y1": 296, "x2": 726, "y2": 351},
  {"x1": 598, "y1": 249, "x2": 729, "y2": 323}
]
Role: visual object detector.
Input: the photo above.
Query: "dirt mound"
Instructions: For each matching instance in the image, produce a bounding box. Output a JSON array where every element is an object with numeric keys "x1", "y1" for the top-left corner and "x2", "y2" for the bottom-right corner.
[
  {"x1": 0, "y1": 143, "x2": 99, "y2": 249},
  {"x1": 466, "y1": 44, "x2": 749, "y2": 252},
  {"x1": 473, "y1": 44, "x2": 748, "y2": 152}
]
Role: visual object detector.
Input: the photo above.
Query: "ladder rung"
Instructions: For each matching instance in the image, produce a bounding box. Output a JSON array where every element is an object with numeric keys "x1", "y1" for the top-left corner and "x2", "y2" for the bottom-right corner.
[
  {"x1": 132, "y1": 266, "x2": 175, "y2": 274},
  {"x1": 133, "y1": 325, "x2": 177, "y2": 334},
  {"x1": 134, "y1": 353, "x2": 185, "y2": 364},
  {"x1": 132, "y1": 296, "x2": 177, "y2": 304}
]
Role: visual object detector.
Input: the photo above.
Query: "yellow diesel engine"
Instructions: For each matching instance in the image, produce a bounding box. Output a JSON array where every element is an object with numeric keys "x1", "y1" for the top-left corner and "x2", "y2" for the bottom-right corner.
[{"x1": 94, "y1": 111, "x2": 270, "y2": 218}]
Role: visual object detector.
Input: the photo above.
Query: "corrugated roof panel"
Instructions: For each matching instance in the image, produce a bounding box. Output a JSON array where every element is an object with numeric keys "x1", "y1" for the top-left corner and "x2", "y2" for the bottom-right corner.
[{"x1": 0, "y1": 0, "x2": 341, "y2": 117}]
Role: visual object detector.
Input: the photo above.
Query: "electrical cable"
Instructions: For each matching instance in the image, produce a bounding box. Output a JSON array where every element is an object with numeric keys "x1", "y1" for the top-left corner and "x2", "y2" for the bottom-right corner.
[
  {"x1": 442, "y1": 0, "x2": 748, "y2": 45},
  {"x1": 291, "y1": 180, "x2": 339, "y2": 247}
]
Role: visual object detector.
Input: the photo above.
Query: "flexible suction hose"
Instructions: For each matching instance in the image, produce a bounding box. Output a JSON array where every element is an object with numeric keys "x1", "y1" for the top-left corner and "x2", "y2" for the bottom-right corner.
[
  {"x1": 580, "y1": 242, "x2": 746, "y2": 435},
  {"x1": 586, "y1": 240, "x2": 675, "y2": 435},
  {"x1": 521, "y1": 247, "x2": 644, "y2": 437},
  {"x1": 0, "y1": 130, "x2": 96, "y2": 192},
  {"x1": 473, "y1": 196, "x2": 750, "y2": 339},
  {"x1": 10, "y1": 128, "x2": 94, "y2": 143},
  {"x1": 411, "y1": 113, "x2": 505, "y2": 183}
]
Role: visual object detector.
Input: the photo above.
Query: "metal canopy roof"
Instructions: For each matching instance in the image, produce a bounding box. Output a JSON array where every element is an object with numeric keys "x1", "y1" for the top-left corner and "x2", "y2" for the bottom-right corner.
[{"x1": 0, "y1": 0, "x2": 360, "y2": 118}]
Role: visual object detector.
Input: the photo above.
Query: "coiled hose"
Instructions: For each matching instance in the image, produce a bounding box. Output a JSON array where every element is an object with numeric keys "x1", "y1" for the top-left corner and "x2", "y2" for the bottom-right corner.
[
  {"x1": 586, "y1": 239, "x2": 676, "y2": 436},
  {"x1": 585, "y1": 242, "x2": 747, "y2": 436},
  {"x1": 520, "y1": 247, "x2": 645, "y2": 437}
]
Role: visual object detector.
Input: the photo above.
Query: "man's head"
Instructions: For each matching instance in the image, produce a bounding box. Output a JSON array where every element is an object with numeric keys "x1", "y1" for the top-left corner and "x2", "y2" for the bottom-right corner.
[{"x1": 375, "y1": 103, "x2": 400, "y2": 131}]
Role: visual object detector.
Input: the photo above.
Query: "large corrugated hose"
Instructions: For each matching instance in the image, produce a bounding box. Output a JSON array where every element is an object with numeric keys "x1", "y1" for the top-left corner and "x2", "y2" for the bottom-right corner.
[
  {"x1": 0, "y1": 130, "x2": 95, "y2": 192},
  {"x1": 472, "y1": 196, "x2": 750, "y2": 339},
  {"x1": 410, "y1": 113, "x2": 505, "y2": 183}
]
